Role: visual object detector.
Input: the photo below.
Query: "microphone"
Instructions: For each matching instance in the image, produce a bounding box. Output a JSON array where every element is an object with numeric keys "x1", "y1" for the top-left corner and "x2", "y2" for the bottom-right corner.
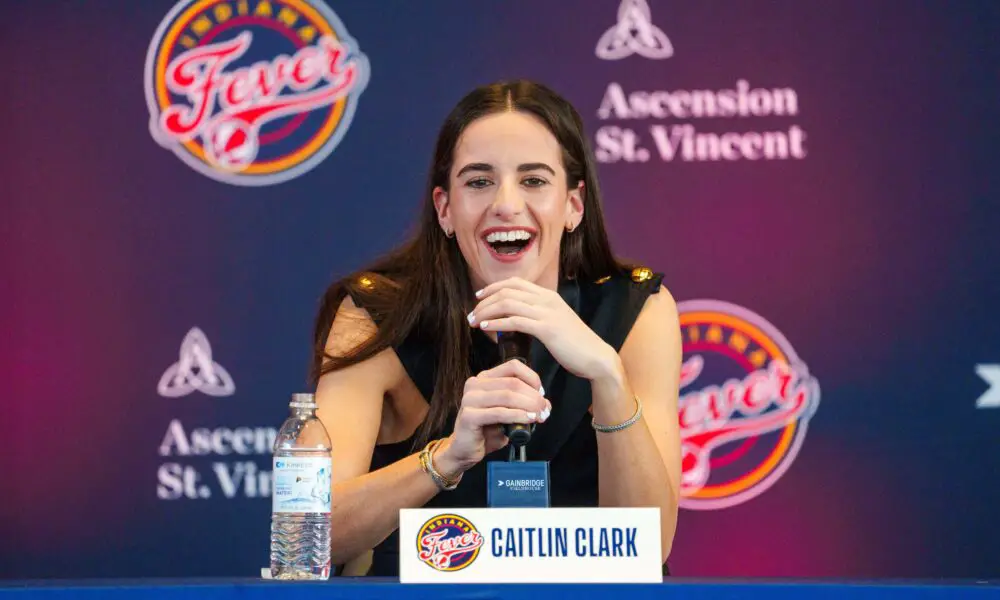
[
  {"x1": 488, "y1": 330, "x2": 550, "y2": 507},
  {"x1": 497, "y1": 331, "x2": 534, "y2": 447}
]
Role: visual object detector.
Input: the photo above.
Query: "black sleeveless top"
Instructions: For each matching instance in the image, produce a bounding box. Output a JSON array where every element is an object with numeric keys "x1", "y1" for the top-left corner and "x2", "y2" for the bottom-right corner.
[{"x1": 352, "y1": 267, "x2": 669, "y2": 577}]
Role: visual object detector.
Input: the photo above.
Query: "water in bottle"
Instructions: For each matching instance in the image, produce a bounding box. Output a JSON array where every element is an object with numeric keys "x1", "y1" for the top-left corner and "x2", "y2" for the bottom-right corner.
[{"x1": 270, "y1": 393, "x2": 332, "y2": 580}]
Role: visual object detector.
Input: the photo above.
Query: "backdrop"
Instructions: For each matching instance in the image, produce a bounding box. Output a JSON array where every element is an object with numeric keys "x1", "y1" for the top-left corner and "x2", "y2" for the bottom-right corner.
[{"x1": 2, "y1": 0, "x2": 998, "y2": 581}]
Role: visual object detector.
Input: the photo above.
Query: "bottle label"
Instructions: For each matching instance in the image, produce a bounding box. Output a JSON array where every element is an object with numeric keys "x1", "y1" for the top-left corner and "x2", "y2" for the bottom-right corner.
[{"x1": 272, "y1": 457, "x2": 332, "y2": 514}]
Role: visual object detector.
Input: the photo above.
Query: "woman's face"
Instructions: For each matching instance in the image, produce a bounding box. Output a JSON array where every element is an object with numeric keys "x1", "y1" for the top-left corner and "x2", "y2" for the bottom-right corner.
[{"x1": 433, "y1": 111, "x2": 583, "y2": 293}]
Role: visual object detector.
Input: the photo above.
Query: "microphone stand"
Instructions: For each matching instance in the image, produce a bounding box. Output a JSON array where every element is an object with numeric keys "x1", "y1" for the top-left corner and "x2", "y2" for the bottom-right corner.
[{"x1": 510, "y1": 440, "x2": 527, "y2": 463}]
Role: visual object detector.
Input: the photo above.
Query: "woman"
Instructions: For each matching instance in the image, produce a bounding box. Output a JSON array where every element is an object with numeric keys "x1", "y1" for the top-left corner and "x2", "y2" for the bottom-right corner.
[{"x1": 310, "y1": 80, "x2": 682, "y2": 576}]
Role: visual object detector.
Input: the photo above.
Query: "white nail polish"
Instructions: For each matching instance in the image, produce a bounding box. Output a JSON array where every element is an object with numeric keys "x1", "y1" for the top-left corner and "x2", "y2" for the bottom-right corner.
[
  {"x1": 526, "y1": 412, "x2": 537, "y2": 420},
  {"x1": 539, "y1": 385, "x2": 545, "y2": 396},
  {"x1": 479, "y1": 320, "x2": 489, "y2": 329},
  {"x1": 540, "y1": 408, "x2": 550, "y2": 422},
  {"x1": 467, "y1": 311, "x2": 475, "y2": 324}
]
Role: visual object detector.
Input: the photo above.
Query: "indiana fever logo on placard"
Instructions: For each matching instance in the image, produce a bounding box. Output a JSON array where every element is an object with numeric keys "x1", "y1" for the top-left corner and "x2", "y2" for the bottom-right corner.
[
  {"x1": 144, "y1": 0, "x2": 370, "y2": 186},
  {"x1": 676, "y1": 300, "x2": 820, "y2": 510},
  {"x1": 416, "y1": 514, "x2": 484, "y2": 572}
]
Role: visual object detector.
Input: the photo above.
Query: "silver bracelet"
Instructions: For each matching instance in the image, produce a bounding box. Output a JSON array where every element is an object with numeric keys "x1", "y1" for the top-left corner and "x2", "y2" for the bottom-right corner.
[{"x1": 591, "y1": 394, "x2": 643, "y2": 433}]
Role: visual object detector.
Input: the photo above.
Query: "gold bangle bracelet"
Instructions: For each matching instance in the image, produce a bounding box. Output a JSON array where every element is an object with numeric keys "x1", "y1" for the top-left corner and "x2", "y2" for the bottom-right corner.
[{"x1": 418, "y1": 439, "x2": 461, "y2": 491}]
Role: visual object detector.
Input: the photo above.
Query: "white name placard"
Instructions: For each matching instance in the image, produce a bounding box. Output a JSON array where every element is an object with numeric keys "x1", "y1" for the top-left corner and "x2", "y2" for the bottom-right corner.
[{"x1": 398, "y1": 507, "x2": 662, "y2": 583}]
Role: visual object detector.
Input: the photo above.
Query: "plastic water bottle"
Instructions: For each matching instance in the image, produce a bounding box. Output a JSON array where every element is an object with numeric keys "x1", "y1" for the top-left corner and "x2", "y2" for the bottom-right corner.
[{"x1": 270, "y1": 393, "x2": 332, "y2": 580}]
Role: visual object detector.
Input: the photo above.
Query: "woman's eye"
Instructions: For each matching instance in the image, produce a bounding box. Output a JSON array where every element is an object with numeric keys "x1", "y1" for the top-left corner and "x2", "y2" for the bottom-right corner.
[
  {"x1": 466, "y1": 178, "x2": 492, "y2": 189},
  {"x1": 522, "y1": 177, "x2": 547, "y2": 187}
]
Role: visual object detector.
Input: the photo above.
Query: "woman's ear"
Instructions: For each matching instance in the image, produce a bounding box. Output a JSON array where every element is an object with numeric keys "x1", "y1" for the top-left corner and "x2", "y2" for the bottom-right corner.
[
  {"x1": 433, "y1": 186, "x2": 452, "y2": 235},
  {"x1": 566, "y1": 181, "x2": 585, "y2": 230}
]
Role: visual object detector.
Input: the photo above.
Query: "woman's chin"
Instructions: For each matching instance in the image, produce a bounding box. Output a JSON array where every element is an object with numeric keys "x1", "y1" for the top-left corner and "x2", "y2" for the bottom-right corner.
[
  {"x1": 473, "y1": 264, "x2": 529, "y2": 287},
  {"x1": 478, "y1": 263, "x2": 551, "y2": 291}
]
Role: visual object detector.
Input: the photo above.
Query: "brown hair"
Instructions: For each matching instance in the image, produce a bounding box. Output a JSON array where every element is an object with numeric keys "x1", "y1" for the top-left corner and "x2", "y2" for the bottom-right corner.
[{"x1": 310, "y1": 80, "x2": 626, "y2": 448}]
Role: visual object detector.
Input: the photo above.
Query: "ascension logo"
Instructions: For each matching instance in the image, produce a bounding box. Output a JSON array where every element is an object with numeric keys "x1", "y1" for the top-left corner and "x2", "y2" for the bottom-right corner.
[
  {"x1": 595, "y1": 0, "x2": 673, "y2": 60},
  {"x1": 158, "y1": 327, "x2": 235, "y2": 398},
  {"x1": 677, "y1": 300, "x2": 820, "y2": 510},
  {"x1": 144, "y1": 0, "x2": 370, "y2": 186}
]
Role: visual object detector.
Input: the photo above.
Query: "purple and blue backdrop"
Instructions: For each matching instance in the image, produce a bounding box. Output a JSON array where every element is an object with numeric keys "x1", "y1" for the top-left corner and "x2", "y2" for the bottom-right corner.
[{"x1": 1, "y1": 0, "x2": 998, "y2": 580}]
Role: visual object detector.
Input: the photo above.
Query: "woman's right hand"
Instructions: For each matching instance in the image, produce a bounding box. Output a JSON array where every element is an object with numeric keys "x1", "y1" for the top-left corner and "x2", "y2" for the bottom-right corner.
[{"x1": 435, "y1": 360, "x2": 551, "y2": 478}]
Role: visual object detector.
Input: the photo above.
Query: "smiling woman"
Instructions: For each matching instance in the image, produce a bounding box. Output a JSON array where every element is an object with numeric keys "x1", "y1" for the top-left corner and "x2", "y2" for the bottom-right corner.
[
  {"x1": 432, "y1": 110, "x2": 582, "y2": 290},
  {"x1": 308, "y1": 80, "x2": 683, "y2": 577}
]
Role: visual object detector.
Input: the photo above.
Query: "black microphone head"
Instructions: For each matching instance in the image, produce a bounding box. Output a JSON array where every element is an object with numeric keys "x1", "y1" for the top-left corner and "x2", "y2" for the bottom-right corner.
[{"x1": 498, "y1": 331, "x2": 532, "y2": 364}]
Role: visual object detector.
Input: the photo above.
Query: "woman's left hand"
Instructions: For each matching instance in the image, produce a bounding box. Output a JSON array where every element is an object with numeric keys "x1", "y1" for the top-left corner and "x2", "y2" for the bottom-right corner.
[{"x1": 468, "y1": 277, "x2": 619, "y2": 382}]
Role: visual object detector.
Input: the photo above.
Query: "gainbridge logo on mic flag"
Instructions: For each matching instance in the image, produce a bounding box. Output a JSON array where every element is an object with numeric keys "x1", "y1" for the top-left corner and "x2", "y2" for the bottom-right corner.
[
  {"x1": 676, "y1": 300, "x2": 820, "y2": 510},
  {"x1": 144, "y1": 0, "x2": 370, "y2": 186}
]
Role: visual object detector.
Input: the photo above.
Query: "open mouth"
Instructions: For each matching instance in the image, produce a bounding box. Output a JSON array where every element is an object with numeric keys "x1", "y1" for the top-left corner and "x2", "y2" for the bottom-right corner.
[{"x1": 481, "y1": 228, "x2": 536, "y2": 261}]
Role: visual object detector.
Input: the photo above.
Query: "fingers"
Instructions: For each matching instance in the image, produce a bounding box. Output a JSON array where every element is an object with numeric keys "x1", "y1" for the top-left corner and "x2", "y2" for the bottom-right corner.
[
  {"x1": 475, "y1": 358, "x2": 543, "y2": 391},
  {"x1": 476, "y1": 315, "x2": 542, "y2": 336},
  {"x1": 469, "y1": 288, "x2": 536, "y2": 319},
  {"x1": 475, "y1": 277, "x2": 548, "y2": 299},
  {"x1": 458, "y1": 362, "x2": 550, "y2": 432},
  {"x1": 464, "y1": 376, "x2": 544, "y2": 407},
  {"x1": 462, "y1": 406, "x2": 540, "y2": 429},
  {"x1": 462, "y1": 389, "x2": 549, "y2": 418},
  {"x1": 468, "y1": 297, "x2": 540, "y2": 329}
]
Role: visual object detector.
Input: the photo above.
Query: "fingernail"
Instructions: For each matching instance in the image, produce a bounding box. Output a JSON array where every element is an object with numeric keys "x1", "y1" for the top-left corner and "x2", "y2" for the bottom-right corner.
[
  {"x1": 526, "y1": 412, "x2": 537, "y2": 420},
  {"x1": 539, "y1": 407, "x2": 550, "y2": 422},
  {"x1": 475, "y1": 288, "x2": 484, "y2": 298},
  {"x1": 467, "y1": 311, "x2": 476, "y2": 324},
  {"x1": 479, "y1": 320, "x2": 489, "y2": 329},
  {"x1": 538, "y1": 385, "x2": 545, "y2": 396}
]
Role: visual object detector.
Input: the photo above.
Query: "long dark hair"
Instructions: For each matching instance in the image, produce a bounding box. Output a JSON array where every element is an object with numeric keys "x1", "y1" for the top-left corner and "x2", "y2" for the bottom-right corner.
[{"x1": 310, "y1": 80, "x2": 627, "y2": 448}]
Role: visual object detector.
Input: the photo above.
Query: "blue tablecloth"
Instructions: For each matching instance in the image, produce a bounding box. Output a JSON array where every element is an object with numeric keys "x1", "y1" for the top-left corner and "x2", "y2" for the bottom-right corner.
[{"x1": 1, "y1": 579, "x2": 999, "y2": 599}]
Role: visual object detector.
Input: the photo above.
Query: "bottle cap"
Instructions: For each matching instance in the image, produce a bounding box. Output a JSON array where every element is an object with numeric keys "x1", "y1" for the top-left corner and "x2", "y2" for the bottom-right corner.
[{"x1": 289, "y1": 392, "x2": 317, "y2": 408}]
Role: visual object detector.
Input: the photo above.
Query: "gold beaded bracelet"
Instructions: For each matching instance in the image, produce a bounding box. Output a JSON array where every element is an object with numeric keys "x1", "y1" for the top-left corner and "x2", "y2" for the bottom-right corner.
[{"x1": 418, "y1": 439, "x2": 461, "y2": 491}]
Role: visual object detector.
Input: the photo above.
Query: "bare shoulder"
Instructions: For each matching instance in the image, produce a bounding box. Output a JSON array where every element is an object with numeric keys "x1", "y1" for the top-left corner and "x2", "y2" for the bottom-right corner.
[
  {"x1": 623, "y1": 283, "x2": 681, "y2": 349},
  {"x1": 645, "y1": 283, "x2": 679, "y2": 317},
  {"x1": 325, "y1": 293, "x2": 382, "y2": 358},
  {"x1": 319, "y1": 292, "x2": 404, "y2": 389}
]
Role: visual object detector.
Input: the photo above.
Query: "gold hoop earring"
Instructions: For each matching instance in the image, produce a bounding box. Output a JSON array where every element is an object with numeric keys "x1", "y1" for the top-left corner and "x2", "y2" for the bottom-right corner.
[{"x1": 444, "y1": 229, "x2": 454, "y2": 238}]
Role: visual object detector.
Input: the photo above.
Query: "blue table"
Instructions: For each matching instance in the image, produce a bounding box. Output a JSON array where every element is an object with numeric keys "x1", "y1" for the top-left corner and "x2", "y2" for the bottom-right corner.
[{"x1": 1, "y1": 579, "x2": 999, "y2": 599}]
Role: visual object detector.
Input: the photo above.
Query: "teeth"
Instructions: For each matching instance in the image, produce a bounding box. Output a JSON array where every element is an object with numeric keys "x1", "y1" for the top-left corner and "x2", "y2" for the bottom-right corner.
[{"x1": 485, "y1": 230, "x2": 532, "y2": 243}]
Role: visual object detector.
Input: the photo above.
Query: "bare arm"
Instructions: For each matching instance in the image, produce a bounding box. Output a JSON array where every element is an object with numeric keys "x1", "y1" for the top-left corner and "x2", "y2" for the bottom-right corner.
[
  {"x1": 589, "y1": 285, "x2": 683, "y2": 562},
  {"x1": 314, "y1": 296, "x2": 445, "y2": 565}
]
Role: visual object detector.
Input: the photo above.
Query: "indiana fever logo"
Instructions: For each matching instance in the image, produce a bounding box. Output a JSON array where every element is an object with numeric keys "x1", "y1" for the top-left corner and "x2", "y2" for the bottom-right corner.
[
  {"x1": 416, "y1": 514, "x2": 484, "y2": 572},
  {"x1": 676, "y1": 300, "x2": 820, "y2": 510},
  {"x1": 144, "y1": 0, "x2": 370, "y2": 186}
]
